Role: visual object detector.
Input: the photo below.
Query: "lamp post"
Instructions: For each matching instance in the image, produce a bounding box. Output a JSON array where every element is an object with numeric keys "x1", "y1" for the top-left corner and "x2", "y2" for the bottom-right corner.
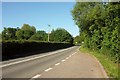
[{"x1": 48, "y1": 24, "x2": 50, "y2": 42}]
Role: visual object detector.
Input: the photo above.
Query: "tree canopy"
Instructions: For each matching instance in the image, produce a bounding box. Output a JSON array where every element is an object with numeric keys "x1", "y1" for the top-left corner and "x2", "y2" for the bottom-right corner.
[
  {"x1": 15, "y1": 24, "x2": 36, "y2": 40},
  {"x1": 29, "y1": 31, "x2": 47, "y2": 41},
  {"x1": 74, "y1": 35, "x2": 82, "y2": 45},
  {"x1": 21, "y1": 24, "x2": 36, "y2": 34},
  {"x1": 72, "y1": 2, "x2": 120, "y2": 61},
  {"x1": 72, "y1": 2, "x2": 119, "y2": 63},
  {"x1": 0, "y1": 33, "x2": 2, "y2": 40},
  {"x1": 2, "y1": 24, "x2": 73, "y2": 43},
  {"x1": 50, "y1": 28, "x2": 73, "y2": 43},
  {"x1": 2, "y1": 27, "x2": 18, "y2": 40}
]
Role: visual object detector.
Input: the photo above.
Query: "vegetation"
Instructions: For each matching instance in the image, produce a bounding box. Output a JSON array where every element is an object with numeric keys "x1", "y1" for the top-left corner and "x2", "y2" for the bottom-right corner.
[
  {"x1": 2, "y1": 27, "x2": 19, "y2": 40},
  {"x1": 72, "y1": 2, "x2": 119, "y2": 78},
  {"x1": 1, "y1": 23, "x2": 74, "y2": 60},
  {"x1": 2, "y1": 40, "x2": 73, "y2": 61},
  {"x1": 72, "y1": 2, "x2": 119, "y2": 63},
  {"x1": 73, "y1": 35, "x2": 82, "y2": 45},
  {"x1": 0, "y1": 33, "x2": 2, "y2": 41},
  {"x1": 1, "y1": 24, "x2": 74, "y2": 60},
  {"x1": 2, "y1": 24, "x2": 73, "y2": 43},
  {"x1": 29, "y1": 31, "x2": 47, "y2": 41},
  {"x1": 50, "y1": 28, "x2": 73, "y2": 43}
]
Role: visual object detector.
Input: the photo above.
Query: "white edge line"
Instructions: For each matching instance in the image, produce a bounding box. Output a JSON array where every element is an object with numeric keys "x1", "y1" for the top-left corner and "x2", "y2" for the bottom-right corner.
[{"x1": 1, "y1": 47, "x2": 75, "y2": 68}]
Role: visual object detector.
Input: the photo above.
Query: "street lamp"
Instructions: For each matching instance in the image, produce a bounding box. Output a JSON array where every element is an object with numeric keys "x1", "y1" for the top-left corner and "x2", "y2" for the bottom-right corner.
[{"x1": 48, "y1": 24, "x2": 50, "y2": 42}]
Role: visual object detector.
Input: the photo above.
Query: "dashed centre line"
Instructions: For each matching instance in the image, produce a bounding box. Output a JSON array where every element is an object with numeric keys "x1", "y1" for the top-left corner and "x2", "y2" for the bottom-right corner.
[
  {"x1": 55, "y1": 63, "x2": 60, "y2": 66},
  {"x1": 69, "y1": 55, "x2": 72, "y2": 57},
  {"x1": 62, "y1": 60, "x2": 65, "y2": 62},
  {"x1": 66, "y1": 57, "x2": 69, "y2": 59},
  {"x1": 73, "y1": 52, "x2": 76, "y2": 55},
  {"x1": 45, "y1": 68, "x2": 53, "y2": 72},
  {"x1": 32, "y1": 74, "x2": 41, "y2": 78},
  {"x1": 30, "y1": 51, "x2": 78, "y2": 79}
]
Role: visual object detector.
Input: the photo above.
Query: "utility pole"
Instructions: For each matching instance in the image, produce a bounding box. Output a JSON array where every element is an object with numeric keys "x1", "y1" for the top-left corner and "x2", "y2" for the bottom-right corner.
[{"x1": 48, "y1": 24, "x2": 50, "y2": 42}]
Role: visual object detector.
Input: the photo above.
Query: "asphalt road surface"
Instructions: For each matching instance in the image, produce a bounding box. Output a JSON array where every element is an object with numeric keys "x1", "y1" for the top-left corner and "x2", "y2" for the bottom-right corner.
[{"x1": 1, "y1": 46, "x2": 108, "y2": 79}]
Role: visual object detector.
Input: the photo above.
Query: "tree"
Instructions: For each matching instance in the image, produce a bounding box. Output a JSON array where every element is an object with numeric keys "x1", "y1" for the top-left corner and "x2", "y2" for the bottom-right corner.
[
  {"x1": 15, "y1": 29, "x2": 24, "y2": 40},
  {"x1": 74, "y1": 35, "x2": 82, "y2": 45},
  {"x1": 2, "y1": 27, "x2": 18, "y2": 40},
  {"x1": 29, "y1": 30, "x2": 47, "y2": 41},
  {"x1": 71, "y1": 2, "x2": 119, "y2": 63},
  {"x1": 50, "y1": 28, "x2": 73, "y2": 43},
  {"x1": 16, "y1": 24, "x2": 36, "y2": 40},
  {"x1": 21, "y1": 24, "x2": 36, "y2": 34},
  {"x1": 0, "y1": 33, "x2": 2, "y2": 40}
]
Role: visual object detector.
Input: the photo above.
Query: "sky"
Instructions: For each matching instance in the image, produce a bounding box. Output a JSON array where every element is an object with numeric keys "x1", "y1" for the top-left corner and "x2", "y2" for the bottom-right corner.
[{"x1": 2, "y1": 2, "x2": 80, "y2": 37}]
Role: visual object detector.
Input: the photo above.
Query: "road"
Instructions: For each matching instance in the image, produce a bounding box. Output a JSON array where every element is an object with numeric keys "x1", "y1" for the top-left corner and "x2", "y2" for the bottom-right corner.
[{"x1": 2, "y1": 46, "x2": 108, "y2": 79}]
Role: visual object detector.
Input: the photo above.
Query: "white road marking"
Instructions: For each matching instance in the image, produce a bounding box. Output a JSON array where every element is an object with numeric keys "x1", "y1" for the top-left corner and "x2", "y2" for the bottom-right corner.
[
  {"x1": 55, "y1": 63, "x2": 60, "y2": 66},
  {"x1": 62, "y1": 60, "x2": 65, "y2": 62},
  {"x1": 66, "y1": 57, "x2": 69, "y2": 59},
  {"x1": 73, "y1": 52, "x2": 77, "y2": 55},
  {"x1": 45, "y1": 68, "x2": 53, "y2": 72},
  {"x1": 69, "y1": 55, "x2": 72, "y2": 57},
  {"x1": 32, "y1": 74, "x2": 41, "y2": 78},
  {"x1": 1, "y1": 47, "x2": 75, "y2": 68}
]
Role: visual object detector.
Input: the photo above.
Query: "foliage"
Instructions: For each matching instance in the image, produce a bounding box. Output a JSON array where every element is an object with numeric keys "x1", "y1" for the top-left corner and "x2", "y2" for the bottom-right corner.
[
  {"x1": 15, "y1": 29, "x2": 24, "y2": 40},
  {"x1": 2, "y1": 24, "x2": 73, "y2": 43},
  {"x1": 72, "y1": 2, "x2": 119, "y2": 63},
  {"x1": 2, "y1": 40, "x2": 73, "y2": 60},
  {"x1": 74, "y1": 35, "x2": 82, "y2": 45},
  {"x1": 2, "y1": 27, "x2": 19, "y2": 40},
  {"x1": 21, "y1": 24, "x2": 36, "y2": 34},
  {"x1": 50, "y1": 28, "x2": 73, "y2": 43},
  {"x1": 16, "y1": 24, "x2": 36, "y2": 40},
  {"x1": 0, "y1": 33, "x2": 2, "y2": 40},
  {"x1": 29, "y1": 30, "x2": 47, "y2": 41}
]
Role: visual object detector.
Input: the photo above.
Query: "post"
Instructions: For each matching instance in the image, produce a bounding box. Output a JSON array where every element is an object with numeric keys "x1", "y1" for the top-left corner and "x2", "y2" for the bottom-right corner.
[{"x1": 48, "y1": 24, "x2": 50, "y2": 42}]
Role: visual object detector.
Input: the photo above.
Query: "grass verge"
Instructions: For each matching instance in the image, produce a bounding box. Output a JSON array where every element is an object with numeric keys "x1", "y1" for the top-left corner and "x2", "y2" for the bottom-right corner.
[{"x1": 79, "y1": 46, "x2": 119, "y2": 79}]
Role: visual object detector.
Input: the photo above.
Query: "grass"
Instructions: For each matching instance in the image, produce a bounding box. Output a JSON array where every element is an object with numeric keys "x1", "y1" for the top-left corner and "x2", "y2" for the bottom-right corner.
[{"x1": 79, "y1": 46, "x2": 119, "y2": 79}]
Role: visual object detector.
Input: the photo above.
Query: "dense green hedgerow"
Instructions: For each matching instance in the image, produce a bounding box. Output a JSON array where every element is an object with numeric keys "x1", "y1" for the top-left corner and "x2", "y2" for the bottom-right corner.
[{"x1": 2, "y1": 40, "x2": 74, "y2": 61}]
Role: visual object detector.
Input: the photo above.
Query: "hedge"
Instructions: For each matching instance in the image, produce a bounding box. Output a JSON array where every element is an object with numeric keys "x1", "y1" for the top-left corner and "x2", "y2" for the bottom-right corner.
[{"x1": 2, "y1": 40, "x2": 74, "y2": 61}]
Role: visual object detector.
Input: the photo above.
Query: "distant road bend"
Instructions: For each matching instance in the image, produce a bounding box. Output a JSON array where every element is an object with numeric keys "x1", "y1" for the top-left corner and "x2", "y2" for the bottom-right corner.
[{"x1": 2, "y1": 46, "x2": 108, "y2": 79}]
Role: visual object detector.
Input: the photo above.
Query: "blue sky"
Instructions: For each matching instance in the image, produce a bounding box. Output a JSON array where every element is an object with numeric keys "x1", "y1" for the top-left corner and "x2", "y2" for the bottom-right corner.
[{"x1": 2, "y1": 2, "x2": 79, "y2": 37}]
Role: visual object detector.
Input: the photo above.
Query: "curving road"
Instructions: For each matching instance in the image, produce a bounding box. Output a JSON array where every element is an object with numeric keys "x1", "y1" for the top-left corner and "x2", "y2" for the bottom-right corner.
[
  {"x1": 2, "y1": 46, "x2": 108, "y2": 79},
  {"x1": 2, "y1": 46, "x2": 79, "y2": 78}
]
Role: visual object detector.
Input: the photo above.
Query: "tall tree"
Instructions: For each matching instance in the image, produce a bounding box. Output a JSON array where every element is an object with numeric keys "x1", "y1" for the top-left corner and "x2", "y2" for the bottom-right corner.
[
  {"x1": 29, "y1": 30, "x2": 47, "y2": 41},
  {"x1": 50, "y1": 28, "x2": 73, "y2": 43},
  {"x1": 16, "y1": 24, "x2": 36, "y2": 40},
  {"x1": 74, "y1": 35, "x2": 82, "y2": 44},
  {"x1": 71, "y1": 2, "x2": 119, "y2": 63},
  {"x1": 21, "y1": 24, "x2": 36, "y2": 34},
  {"x1": 0, "y1": 33, "x2": 2, "y2": 40},
  {"x1": 15, "y1": 29, "x2": 24, "y2": 40},
  {"x1": 2, "y1": 27, "x2": 18, "y2": 40}
]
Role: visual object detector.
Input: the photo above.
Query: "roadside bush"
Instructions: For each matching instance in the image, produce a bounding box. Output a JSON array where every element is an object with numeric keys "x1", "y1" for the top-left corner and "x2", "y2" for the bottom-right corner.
[{"x1": 2, "y1": 40, "x2": 73, "y2": 61}]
